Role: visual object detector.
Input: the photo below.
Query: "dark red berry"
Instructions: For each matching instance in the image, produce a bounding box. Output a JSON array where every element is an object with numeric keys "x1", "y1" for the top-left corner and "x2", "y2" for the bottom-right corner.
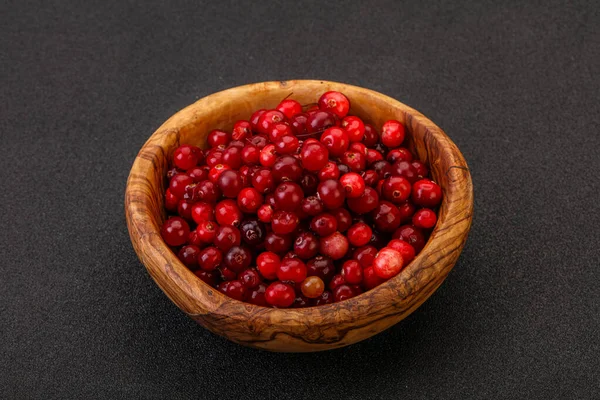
[
  {"x1": 215, "y1": 199, "x2": 242, "y2": 226},
  {"x1": 353, "y1": 245, "x2": 378, "y2": 268},
  {"x1": 195, "y1": 269, "x2": 218, "y2": 286},
  {"x1": 300, "y1": 141, "x2": 329, "y2": 172},
  {"x1": 362, "y1": 124, "x2": 379, "y2": 147},
  {"x1": 341, "y1": 116, "x2": 365, "y2": 142},
  {"x1": 306, "y1": 110, "x2": 338, "y2": 134},
  {"x1": 310, "y1": 213, "x2": 338, "y2": 236},
  {"x1": 169, "y1": 174, "x2": 193, "y2": 198},
  {"x1": 318, "y1": 91, "x2": 350, "y2": 118},
  {"x1": 277, "y1": 257, "x2": 307, "y2": 283},
  {"x1": 207, "y1": 129, "x2": 231, "y2": 148},
  {"x1": 274, "y1": 182, "x2": 304, "y2": 211},
  {"x1": 317, "y1": 162, "x2": 340, "y2": 181},
  {"x1": 347, "y1": 186, "x2": 379, "y2": 214},
  {"x1": 381, "y1": 120, "x2": 406, "y2": 148},
  {"x1": 217, "y1": 280, "x2": 246, "y2": 301},
  {"x1": 333, "y1": 285, "x2": 355, "y2": 302},
  {"x1": 339, "y1": 172, "x2": 366, "y2": 198},
  {"x1": 320, "y1": 127, "x2": 349, "y2": 157},
  {"x1": 387, "y1": 148, "x2": 413, "y2": 163},
  {"x1": 294, "y1": 232, "x2": 319, "y2": 260},
  {"x1": 264, "y1": 232, "x2": 293, "y2": 254},
  {"x1": 198, "y1": 246, "x2": 223, "y2": 271},
  {"x1": 271, "y1": 210, "x2": 300, "y2": 235},
  {"x1": 276, "y1": 99, "x2": 302, "y2": 119},
  {"x1": 178, "y1": 245, "x2": 200, "y2": 269},
  {"x1": 412, "y1": 179, "x2": 442, "y2": 208},
  {"x1": 191, "y1": 202, "x2": 214, "y2": 224},
  {"x1": 363, "y1": 266, "x2": 385, "y2": 290},
  {"x1": 237, "y1": 187, "x2": 263, "y2": 213},
  {"x1": 387, "y1": 239, "x2": 416, "y2": 264},
  {"x1": 412, "y1": 208, "x2": 437, "y2": 229},
  {"x1": 239, "y1": 218, "x2": 266, "y2": 246},
  {"x1": 347, "y1": 222, "x2": 372, "y2": 247},
  {"x1": 382, "y1": 176, "x2": 411, "y2": 204},
  {"x1": 301, "y1": 196, "x2": 324, "y2": 216},
  {"x1": 256, "y1": 251, "x2": 280, "y2": 280},
  {"x1": 161, "y1": 217, "x2": 190, "y2": 247},
  {"x1": 247, "y1": 283, "x2": 268, "y2": 306},
  {"x1": 250, "y1": 109, "x2": 267, "y2": 132},
  {"x1": 257, "y1": 204, "x2": 274, "y2": 223},
  {"x1": 195, "y1": 220, "x2": 217, "y2": 243},
  {"x1": 317, "y1": 179, "x2": 345, "y2": 209},
  {"x1": 214, "y1": 225, "x2": 241, "y2": 252},
  {"x1": 307, "y1": 256, "x2": 336, "y2": 282},
  {"x1": 224, "y1": 246, "x2": 252, "y2": 272},
  {"x1": 392, "y1": 161, "x2": 419, "y2": 184},
  {"x1": 341, "y1": 260, "x2": 363, "y2": 285},
  {"x1": 173, "y1": 144, "x2": 201, "y2": 170},
  {"x1": 393, "y1": 225, "x2": 426, "y2": 253},
  {"x1": 265, "y1": 282, "x2": 295, "y2": 307},
  {"x1": 272, "y1": 155, "x2": 303, "y2": 183},
  {"x1": 371, "y1": 200, "x2": 402, "y2": 232},
  {"x1": 319, "y1": 231, "x2": 349, "y2": 260}
]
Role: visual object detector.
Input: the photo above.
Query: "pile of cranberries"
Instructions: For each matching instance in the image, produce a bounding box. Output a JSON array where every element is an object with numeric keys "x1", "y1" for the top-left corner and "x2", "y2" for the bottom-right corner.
[{"x1": 160, "y1": 91, "x2": 442, "y2": 308}]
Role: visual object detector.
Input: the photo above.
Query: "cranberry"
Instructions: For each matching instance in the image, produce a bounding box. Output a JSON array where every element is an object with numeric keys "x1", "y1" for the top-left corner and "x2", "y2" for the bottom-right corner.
[
  {"x1": 271, "y1": 210, "x2": 299, "y2": 235},
  {"x1": 300, "y1": 173, "x2": 319, "y2": 195},
  {"x1": 411, "y1": 160, "x2": 429, "y2": 178},
  {"x1": 216, "y1": 170, "x2": 243, "y2": 198},
  {"x1": 326, "y1": 208, "x2": 350, "y2": 232},
  {"x1": 300, "y1": 141, "x2": 329, "y2": 172},
  {"x1": 341, "y1": 260, "x2": 363, "y2": 285},
  {"x1": 198, "y1": 246, "x2": 222, "y2": 271},
  {"x1": 301, "y1": 196, "x2": 324, "y2": 216},
  {"x1": 294, "y1": 232, "x2": 319, "y2": 260},
  {"x1": 205, "y1": 149, "x2": 223, "y2": 168},
  {"x1": 208, "y1": 164, "x2": 230, "y2": 183},
  {"x1": 363, "y1": 266, "x2": 385, "y2": 290},
  {"x1": 371, "y1": 201, "x2": 402, "y2": 232},
  {"x1": 218, "y1": 280, "x2": 246, "y2": 301},
  {"x1": 224, "y1": 246, "x2": 252, "y2": 272},
  {"x1": 219, "y1": 266, "x2": 238, "y2": 281},
  {"x1": 393, "y1": 225, "x2": 426, "y2": 253},
  {"x1": 277, "y1": 257, "x2": 307, "y2": 283},
  {"x1": 228, "y1": 140, "x2": 245, "y2": 149},
  {"x1": 215, "y1": 199, "x2": 242, "y2": 226},
  {"x1": 274, "y1": 182, "x2": 304, "y2": 211},
  {"x1": 366, "y1": 149, "x2": 384, "y2": 165},
  {"x1": 195, "y1": 180, "x2": 221, "y2": 203},
  {"x1": 320, "y1": 127, "x2": 349, "y2": 157},
  {"x1": 214, "y1": 225, "x2": 241, "y2": 252},
  {"x1": 306, "y1": 110, "x2": 338, "y2": 134},
  {"x1": 252, "y1": 168, "x2": 275, "y2": 193},
  {"x1": 310, "y1": 213, "x2": 338, "y2": 236},
  {"x1": 300, "y1": 276, "x2": 325, "y2": 298},
  {"x1": 333, "y1": 285, "x2": 355, "y2": 302},
  {"x1": 381, "y1": 120, "x2": 406, "y2": 148},
  {"x1": 250, "y1": 109, "x2": 267, "y2": 132},
  {"x1": 392, "y1": 161, "x2": 419, "y2": 184},
  {"x1": 306, "y1": 256, "x2": 336, "y2": 282},
  {"x1": 165, "y1": 189, "x2": 179, "y2": 211},
  {"x1": 317, "y1": 179, "x2": 345, "y2": 210},
  {"x1": 259, "y1": 144, "x2": 277, "y2": 167},
  {"x1": 241, "y1": 144, "x2": 260, "y2": 164},
  {"x1": 347, "y1": 222, "x2": 372, "y2": 247},
  {"x1": 176, "y1": 200, "x2": 193, "y2": 220},
  {"x1": 339, "y1": 172, "x2": 366, "y2": 199},
  {"x1": 347, "y1": 186, "x2": 379, "y2": 214},
  {"x1": 387, "y1": 148, "x2": 413, "y2": 163},
  {"x1": 236, "y1": 269, "x2": 260, "y2": 289},
  {"x1": 265, "y1": 282, "x2": 295, "y2": 308},
  {"x1": 173, "y1": 145, "x2": 201, "y2": 170},
  {"x1": 362, "y1": 124, "x2": 379, "y2": 147},
  {"x1": 341, "y1": 116, "x2": 365, "y2": 142},
  {"x1": 249, "y1": 134, "x2": 268, "y2": 149},
  {"x1": 398, "y1": 201, "x2": 416, "y2": 223},
  {"x1": 161, "y1": 217, "x2": 190, "y2": 247},
  {"x1": 256, "y1": 251, "x2": 280, "y2": 280},
  {"x1": 412, "y1": 208, "x2": 437, "y2": 229},
  {"x1": 373, "y1": 247, "x2": 404, "y2": 279},
  {"x1": 371, "y1": 160, "x2": 393, "y2": 180},
  {"x1": 239, "y1": 218, "x2": 266, "y2": 246},
  {"x1": 353, "y1": 245, "x2": 378, "y2": 268},
  {"x1": 275, "y1": 135, "x2": 300, "y2": 154},
  {"x1": 382, "y1": 176, "x2": 411, "y2": 204},
  {"x1": 207, "y1": 129, "x2": 231, "y2": 148},
  {"x1": 191, "y1": 202, "x2": 214, "y2": 224},
  {"x1": 318, "y1": 91, "x2": 350, "y2": 118},
  {"x1": 313, "y1": 290, "x2": 334, "y2": 305},
  {"x1": 319, "y1": 231, "x2": 349, "y2": 260},
  {"x1": 362, "y1": 170, "x2": 379, "y2": 187},
  {"x1": 195, "y1": 220, "x2": 217, "y2": 243},
  {"x1": 264, "y1": 232, "x2": 293, "y2": 254},
  {"x1": 169, "y1": 174, "x2": 193, "y2": 198},
  {"x1": 318, "y1": 162, "x2": 340, "y2": 181},
  {"x1": 340, "y1": 151, "x2": 366, "y2": 173},
  {"x1": 276, "y1": 99, "x2": 302, "y2": 118},
  {"x1": 349, "y1": 142, "x2": 368, "y2": 156},
  {"x1": 329, "y1": 274, "x2": 346, "y2": 291},
  {"x1": 388, "y1": 239, "x2": 416, "y2": 264},
  {"x1": 257, "y1": 109, "x2": 287, "y2": 134},
  {"x1": 272, "y1": 155, "x2": 302, "y2": 183},
  {"x1": 247, "y1": 283, "x2": 268, "y2": 306},
  {"x1": 195, "y1": 269, "x2": 218, "y2": 286},
  {"x1": 412, "y1": 179, "x2": 442, "y2": 208},
  {"x1": 257, "y1": 204, "x2": 274, "y2": 223},
  {"x1": 177, "y1": 245, "x2": 200, "y2": 269},
  {"x1": 237, "y1": 187, "x2": 263, "y2": 213}
]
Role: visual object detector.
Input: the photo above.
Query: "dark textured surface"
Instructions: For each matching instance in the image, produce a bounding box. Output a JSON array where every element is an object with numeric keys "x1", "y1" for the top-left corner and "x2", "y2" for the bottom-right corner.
[{"x1": 2, "y1": 0, "x2": 599, "y2": 398}]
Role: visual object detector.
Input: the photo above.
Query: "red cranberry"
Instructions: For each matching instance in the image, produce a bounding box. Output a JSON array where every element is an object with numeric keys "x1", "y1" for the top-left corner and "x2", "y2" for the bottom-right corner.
[
  {"x1": 215, "y1": 199, "x2": 242, "y2": 226},
  {"x1": 208, "y1": 164, "x2": 231, "y2": 183},
  {"x1": 277, "y1": 257, "x2": 307, "y2": 283},
  {"x1": 339, "y1": 172, "x2": 366, "y2": 199},
  {"x1": 363, "y1": 266, "x2": 385, "y2": 290},
  {"x1": 300, "y1": 141, "x2": 329, "y2": 172},
  {"x1": 272, "y1": 155, "x2": 303, "y2": 183},
  {"x1": 248, "y1": 134, "x2": 268, "y2": 149},
  {"x1": 392, "y1": 161, "x2": 419, "y2": 183},
  {"x1": 318, "y1": 91, "x2": 350, "y2": 118},
  {"x1": 256, "y1": 251, "x2": 280, "y2": 280},
  {"x1": 195, "y1": 269, "x2": 218, "y2": 286},
  {"x1": 205, "y1": 149, "x2": 223, "y2": 167},
  {"x1": 398, "y1": 201, "x2": 416, "y2": 223},
  {"x1": 300, "y1": 173, "x2": 319, "y2": 195},
  {"x1": 238, "y1": 268, "x2": 261, "y2": 289},
  {"x1": 393, "y1": 225, "x2": 426, "y2": 253},
  {"x1": 412, "y1": 208, "x2": 437, "y2": 229},
  {"x1": 265, "y1": 282, "x2": 295, "y2": 308},
  {"x1": 328, "y1": 208, "x2": 351, "y2": 232},
  {"x1": 329, "y1": 274, "x2": 346, "y2": 291},
  {"x1": 195, "y1": 180, "x2": 221, "y2": 203},
  {"x1": 349, "y1": 142, "x2": 368, "y2": 156},
  {"x1": 313, "y1": 290, "x2": 334, "y2": 305},
  {"x1": 165, "y1": 189, "x2": 178, "y2": 211},
  {"x1": 340, "y1": 151, "x2": 366, "y2": 172},
  {"x1": 259, "y1": 144, "x2": 277, "y2": 167},
  {"x1": 241, "y1": 145, "x2": 260, "y2": 164},
  {"x1": 318, "y1": 162, "x2": 340, "y2": 181},
  {"x1": 177, "y1": 245, "x2": 200, "y2": 269},
  {"x1": 373, "y1": 247, "x2": 404, "y2": 279},
  {"x1": 310, "y1": 213, "x2": 338, "y2": 236},
  {"x1": 362, "y1": 124, "x2": 379, "y2": 147},
  {"x1": 382, "y1": 176, "x2": 411, "y2": 204},
  {"x1": 341, "y1": 116, "x2": 365, "y2": 142},
  {"x1": 228, "y1": 140, "x2": 245, "y2": 149},
  {"x1": 207, "y1": 129, "x2": 231, "y2": 148},
  {"x1": 276, "y1": 99, "x2": 302, "y2": 119},
  {"x1": 214, "y1": 225, "x2": 241, "y2": 252},
  {"x1": 388, "y1": 239, "x2": 416, "y2": 264},
  {"x1": 271, "y1": 210, "x2": 299, "y2": 235},
  {"x1": 249, "y1": 109, "x2": 267, "y2": 132},
  {"x1": 333, "y1": 285, "x2": 355, "y2": 302},
  {"x1": 347, "y1": 186, "x2": 379, "y2": 214},
  {"x1": 319, "y1": 231, "x2": 349, "y2": 260},
  {"x1": 294, "y1": 232, "x2": 319, "y2": 260},
  {"x1": 371, "y1": 200, "x2": 402, "y2": 232},
  {"x1": 239, "y1": 218, "x2": 266, "y2": 246},
  {"x1": 264, "y1": 232, "x2": 293, "y2": 254},
  {"x1": 191, "y1": 202, "x2": 214, "y2": 224},
  {"x1": 257, "y1": 204, "x2": 274, "y2": 223},
  {"x1": 217, "y1": 170, "x2": 243, "y2": 198},
  {"x1": 252, "y1": 168, "x2": 275, "y2": 193},
  {"x1": 341, "y1": 260, "x2": 363, "y2": 285},
  {"x1": 387, "y1": 148, "x2": 413, "y2": 163},
  {"x1": 195, "y1": 220, "x2": 217, "y2": 244},
  {"x1": 412, "y1": 179, "x2": 442, "y2": 208},
  {"x1": 366, "y1": 149, "x2": 384, "y2": 165},
  {"x1": 347, "y1": 222, "x2": 372, "y2": 247},
  {"x1": 371, "y1": 160, "x2": 393, "y2": 180},
  {"x1": 317, "y1": 179, "x2": 345, "y2": 209},
  {"x1": 221, "y1": 146, "x2": 242, "y2": 170},
  {"x1": 290, "y1": 112, "x2": 309, "y2": 135},
  {"x1": 301, "y1": 196, "x2": 324, "y2": 216},
  {"x1": 198, "y1": 246, "x2": 222, "y2": 271},
  {"x1": 161, "y1": 217, "x2": 190, "y2": 247},
  {"x1": 257, "y1": 109, "x2": 287, "y2": 134},
  {"x1": 292, "y1": 294, "x2": 311, "y2": 308},
  {"x1": 169, "y1": 174, "x2": 193, "y2": 198},
  {"x1": 275, "y1": 135, "x2": 300, "y2": 154},
  {"x1": 362, "y1": 170, "x2": 379, "y2": 187},
  {"x1": 247, "y1": 283, "x2": 268, "y2": 306},
  {"x1": 173, "y1": 144, "x2": 201, "y2": 170},
  {"x1": 231, "y1": 120, "x2": 252, "y2": 141},
  {"x1": 237, "y1": 187, "x2": 263, "y2": 213},
  {"x1": 320, "y1": 127, "x2": 349, "y2": 157},
  {"x1": 224, "y1": 246, "x2": 252, "y2": 272},
  {"x1": 217, "y1": 280, "x2": 246, "y2": 301},
  {"x1": 411, "y1": 160, "x2": 429, "y2": 178},
  {"x1": 219, "y1": 266, "x2": 238, "y2": 281},
  {"x1": 177, "y1": 200, "x2": 194, "y2": 221},
  {"x1": 353, "y1": 245, "x2": 378, "y2": 268},
  {"x1": 306, "y1": 256, "x2": 336, "y2": 282},
  {"x1": 265, "y1": 193, "x2": 276, "y2": 208},
  {"x1": 381, "y1": 120, "x2": 406, "y2": 148},
  {"x1": 274, "y1": 182, "x2": 304, "y2": 211},
  {"x1": 306, "y1": 110, "x2": 338, "y2": 134}
]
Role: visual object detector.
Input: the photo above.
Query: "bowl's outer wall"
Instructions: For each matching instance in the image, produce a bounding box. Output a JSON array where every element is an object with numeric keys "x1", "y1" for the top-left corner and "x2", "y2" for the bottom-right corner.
[{"x1": 125, "y1": 80, "x2": 473, "y2": 352}]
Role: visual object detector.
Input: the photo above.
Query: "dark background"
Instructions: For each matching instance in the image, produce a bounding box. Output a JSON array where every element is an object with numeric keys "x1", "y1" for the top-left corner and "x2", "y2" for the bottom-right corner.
[{"x1": 2, "y1": 0, "x2": 599, "y2": 398}]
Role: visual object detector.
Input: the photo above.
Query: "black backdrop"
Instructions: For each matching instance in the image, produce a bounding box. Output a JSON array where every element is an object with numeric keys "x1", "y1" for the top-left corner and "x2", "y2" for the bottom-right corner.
[{"x1": 2, "y1": 1, "x2": 599, "y2": 398}]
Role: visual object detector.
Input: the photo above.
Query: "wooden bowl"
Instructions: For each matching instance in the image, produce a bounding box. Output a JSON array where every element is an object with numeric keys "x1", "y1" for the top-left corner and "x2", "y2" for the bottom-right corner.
[{"x1": 125, "y1": 80, "x2": 473, "y2": 352}]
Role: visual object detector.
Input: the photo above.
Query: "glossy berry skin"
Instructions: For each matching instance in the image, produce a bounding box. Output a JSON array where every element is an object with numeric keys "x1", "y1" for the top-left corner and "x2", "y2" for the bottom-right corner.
[
  {"x1": 341, "y1": 260, "x2": 363, "y2": 285},
  {"x1": 340, "y1": 172, "x2": 366, "y2": 199},
  {"x1": 195, "y1": 220, "x2": 217, "y2": 243},
  {"x1": 271, "y1": 210, "x2": 299, "y2": 235},
  {"x1": 318, "y1": 91, "x2": 350, "y2": 118},
  {"x1": 169, "y1": 174, "x2": 193, "y2": 198},
  {"x1": 411, "y1": 160, "x2": 429, "y2": 178},
  {"x1": 207, "y1": 129, "x2": 231, "y2": 148},
  {"x1": 249, "y1": 109, "x2": 267, "y2": 132},
  {"x1": 164, "y1": 189, "x2": 179, "y2": 212},
  {"x1": 239, "y1": 218, "x2": 265, "y2": 247},
  {"x1": 333, "y1": 285, "x2": 355, "y2": 302},
  {"x1": 274, "y1": 182, "x2": 304, "y2": 211},
  {"x1": 381, "y1": 120, "x2": 406, "y2": 148},
  {"x1": 177, "y1": 245, "x2": 200, "y2": 269},
  {"x1": 313, "y1": 290, "x2": 334, "y2": 305},
  {"x1": 412, "y1": 208, "x2": 438, "y2": 229},
  {"x1": 363, "y1": 266, "x2": 385, "y2": 290},
  {"x1": 373, "y1": 247, "x2": 404, "y2": 279},
  {"x1": 241, "y1": 145, "x2": 260, "y2": 164},
  {"x1": 252, "y1": 168, "x2": 275, "y2": 194},
  {"x1": 277, "y1": 257, "x2": 307, "y2": 283},
  {"x1": 366, "y1": 149, "x2": 384, "y2": 165},
  {"x1": 306, "y1": 256, "x2": 336, "y2": 282},
  {"x1": 301, "y1": 196, "x2": 324, "y2": 216},
  {"x1": 276, "y1": 99, "x2": 302, "y2": 119},
  {"x1": 237, "y1": 187, "x2": 263, "y2": 213},
  {"x1": 300, "y1": 173, "x2": 319, "y2": 195},
  {"x1": 412, "y1": 179, "x2": 443, "y2": 208},
  {"x1": 232, "y1": 120, "x2": 252, "y2": 141},
  {"x1": 195, "y1": 180, "x2": 221, "y2": 204},
  {"x1": 224, "y1": 246, "x2": 252, "y2": 272},
  {"x1": 362, "y1": 170, "x2": 379, "y2": 187},
  {"x1": 319, "y1": 232, "x2": 349, "y2": 260},
  {"x1": 349, "y1": 142, "x2": 368, "y2": 156},
  {"x1": 290, "y1": 112, "x2": 309, "y2": 136},
  {"x1": 239, "y1": 268, "x2": 261, "y2": 289},
  {"x1": 300, "y1": 276, "x2": 325, "y2": 299},
  {"x1": 272, "y1": 155, "x2": 302, "y2": 183},
  {"x1": 265, "y1": 282, "x2": 295, "y2": 308},
  {"x1": 341, "y1": 116, "x2": 365, "y2": 142},
  {"x1": 257, "y1": 109, "x2": 287, "y2": 134},
  {"x1": 393, "y1": 225, "x2": 426, "y2": 253},
  {"x1": 310, "y1": 213, "x2": 338, "y2": 237},
  {"x1": 330, "y1": 208, "x2": 352, "y2": 232},
  {"x1": 217, "y1": 280, "x2": 246, "y2": 301},
  {"x1": 317, "y1": 179, "x2": 345, "y2": 210},
  {"x1": 306, "y1": 110, "x2": 338, "y2": 134},
  {"x1": 161, "y1": 217, "x2": 190, "y2": 247},
  {"x1": 220, "y1": 266, "x2": 238, "y2": 281},
  {"x1": 371, "y1": 201, "x2": 402, "y2": 232},
  {"x1": 320, "y1": 127, "x2": 349, "y2": 157},
  {"x1": 198, "y1": 246, "x2": 223, "y2": 271},
  {"x1": 173, "y1": 145, "x2": 201, "y2": 170},
  {"x1": 353, "y1": 245, "x2": 378, "y2": 268},
  {"x1": 208, "y1": 164, "x2": 231, "y2": 183},
  {"x1": 340, "y1": 151, "x2": 366, "y2": 173},
  {"x1": 215, "y1": 199, "x2": 242, "y2": 226},
  {"x1": 176, "y1": 199, "x2": 193, "y2": 221},
  {"x1": 300, "y1": 141, "x2": 329, "y2": 172},
  {"x1": 294, "y1": 232, "x2": 319, "y2": 260},
  {"x1": 217, "y1": 170, "x2": 243, "y2": 198},
  {"x1": 329, "y1": 274, "x2": 346, "y2": 291},
  {"x1": 247, "y1": 283, "x2": 268, "y2": 306},
  {"x1": 398, "y1": 201, "x2": 417, "y2": 223},
  {"x1": 195, "y1": 269, "x2": 218, "y2": 286},
  {"x1": 275, "y1": 135, "x2": 300, "y2": 154},
  {"x1": 256, "y1": 251, "x2": 280, "y2": 280},
  {"x1": 191, "y1": 202, "x2": 214, "y2": 224},
  {"x1": 387, "y1": 148, "x2": 413, "y2": 163},
  {"x1": 318, "y1": 162, "x2": 340, "y2": 181},
  {"x1": 187, "y1": 166, "x2": 209, "y2": 183},
  {"x1": 387, "y1": 239, "x2": 416, "y2": 264},
  {"x1": 257, "y1": 204, "x2": 274, "y2": 223},
  {"x1": 382, "y1": 176, "x2": 411, "y2": 204},
  {"x1": 264, "y1": 232, "x2": 293, "y2": 254},
  {"x1": 347, "y1": 222, "x2": 372, "y2": 247},
  {"x1": 362, "y1": 124, "x2": 379, "y2": 147},
  {"x1": 259, "y1": 144, "x2": 277, "y2": 167},
  {"x1": 392, "y1": 161, "x2": 419, "y2": 184},
  {"x1": 347, "y1": 186, "x2": 379, "y2": 214},
  {"x1": 214, "y1": 225, "x2": 241, "y2": 252},
  {"x1": 205, "y1": 149, "x2": 224, "y2": 168}
]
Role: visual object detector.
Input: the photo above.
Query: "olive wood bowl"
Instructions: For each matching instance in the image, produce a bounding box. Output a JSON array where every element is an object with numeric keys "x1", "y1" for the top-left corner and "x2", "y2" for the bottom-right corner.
[{"x1": 125, "y1": 80, "x2": 473, "y2": 352}]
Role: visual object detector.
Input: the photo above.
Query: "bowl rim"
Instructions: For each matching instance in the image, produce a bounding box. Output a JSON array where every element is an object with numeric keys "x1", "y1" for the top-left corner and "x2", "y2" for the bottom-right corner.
[{"x1": 125, "y1": 79, "x2": 473, "y2": 341}]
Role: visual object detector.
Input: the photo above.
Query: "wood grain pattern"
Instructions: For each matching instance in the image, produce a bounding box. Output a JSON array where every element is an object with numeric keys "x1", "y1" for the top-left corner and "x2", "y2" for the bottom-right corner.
[{"x1": 125, "y1": 80, "x2": 473, "y2": 352}]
